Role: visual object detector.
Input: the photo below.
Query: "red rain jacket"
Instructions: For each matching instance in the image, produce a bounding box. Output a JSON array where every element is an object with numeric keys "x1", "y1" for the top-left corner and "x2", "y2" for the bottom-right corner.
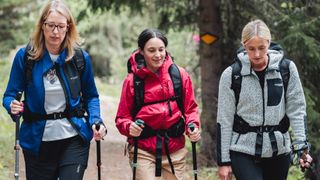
[{"x1": 115, "y1": 50, "x2": 200, "y2": 154}]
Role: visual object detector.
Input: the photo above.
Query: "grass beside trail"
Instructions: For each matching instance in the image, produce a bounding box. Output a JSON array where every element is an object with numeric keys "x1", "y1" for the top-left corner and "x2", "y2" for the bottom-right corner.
[
  {"x1": 0, "y1": 118, "x2": 15, "y2": 179},
  {"x1": 0, "y1": 60, "x2": 15, "y2": 179}
]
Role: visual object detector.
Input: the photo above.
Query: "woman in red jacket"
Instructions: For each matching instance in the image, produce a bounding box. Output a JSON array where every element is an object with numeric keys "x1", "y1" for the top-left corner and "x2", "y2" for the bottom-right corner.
[{"x1": 115, "y1": 28, "x2": 201, "y2": 179}]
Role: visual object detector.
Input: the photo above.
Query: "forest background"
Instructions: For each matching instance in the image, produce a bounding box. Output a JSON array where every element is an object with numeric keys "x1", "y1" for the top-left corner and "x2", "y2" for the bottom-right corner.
[{"x1": 0, "y1": 0, "x2": 319, "y2": 179}]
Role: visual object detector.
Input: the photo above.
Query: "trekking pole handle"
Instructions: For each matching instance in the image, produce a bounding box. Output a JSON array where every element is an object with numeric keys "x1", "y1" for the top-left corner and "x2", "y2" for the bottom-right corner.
[
  {"x1": 13, "y1": 92, "x2": 23, "y2": 117},
  {"x1": 135, "y1": 119, "x2": 145, "y2": 127},
  {"x1": 188, "y1": 122, "x2": 198, "y2": 180},
  {"x1": 95, "y1": 123, "x2": 100, "y2": 131},
  {"x1": 15, "y1": 92, "x2": 23, "y2": 102},
  {"x1": 188, "y1": 122, "x2": 195, "y2": 132}
]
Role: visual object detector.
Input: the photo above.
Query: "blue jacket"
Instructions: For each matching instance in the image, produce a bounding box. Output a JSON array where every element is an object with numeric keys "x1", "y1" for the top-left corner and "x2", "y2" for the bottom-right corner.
[{"x1": 3, "y1": 46, "x2": 102, "y2": 155}]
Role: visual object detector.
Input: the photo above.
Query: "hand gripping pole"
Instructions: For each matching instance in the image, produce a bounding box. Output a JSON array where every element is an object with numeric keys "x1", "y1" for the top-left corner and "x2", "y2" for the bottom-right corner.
[
  {"x1": 132, "y1": 119, "x2": 144, "y2": 180},
  {"x1": 188, "y1": 123, "x2": 198, "y2": 180},
  {"x1": 95, "y1": 123, "x2": 102, "y2": 180}
]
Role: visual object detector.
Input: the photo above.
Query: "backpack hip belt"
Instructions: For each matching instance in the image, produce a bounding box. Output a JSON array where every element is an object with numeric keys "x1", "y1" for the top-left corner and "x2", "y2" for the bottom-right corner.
[
  {"x1": 233, "y1": 114, "x2": 289, "y2": 134},
  {"x1": 233, "y1": 114, "x2": 290, "y2": 157},
  {"x1": 22, "y1": 104, "x2": 86, "y2": 122}
]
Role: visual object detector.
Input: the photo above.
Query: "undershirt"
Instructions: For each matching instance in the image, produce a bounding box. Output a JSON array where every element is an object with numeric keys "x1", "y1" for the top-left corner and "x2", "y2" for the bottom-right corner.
[
  {"x1": 42, "y1": 53, "x2": 78, "y2": 141},
  {"x1": 254, "y1": 68, "x2": 266, "y2": 89}
]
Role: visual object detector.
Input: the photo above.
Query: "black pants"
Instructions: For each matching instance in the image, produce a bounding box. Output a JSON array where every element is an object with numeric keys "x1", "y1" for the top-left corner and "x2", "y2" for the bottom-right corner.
[
  {"x1": 23, "y1": 135, "x2": 89, "y2": 180},
  {"x1": 230, "y1": 151, "x2": 291, "y2": 180}
]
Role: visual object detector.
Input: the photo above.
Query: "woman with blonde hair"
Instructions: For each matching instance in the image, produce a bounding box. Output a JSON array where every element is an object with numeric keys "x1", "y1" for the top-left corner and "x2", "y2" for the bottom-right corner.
[
  {"x1": 3, "y1": 1, "x2": 106, "y2": 179},
  {"x1": 217, "y1": 19, "x2": 312, "y2": 180}
]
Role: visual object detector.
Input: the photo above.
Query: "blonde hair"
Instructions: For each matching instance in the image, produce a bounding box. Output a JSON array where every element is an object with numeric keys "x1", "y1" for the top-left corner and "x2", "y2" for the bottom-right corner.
[
  {"x1": 241, "y1": 19, "x2": 271, "y2": 45},
  {"x1": 30, "y1": 0, "x2": 80, "y2": 61}
]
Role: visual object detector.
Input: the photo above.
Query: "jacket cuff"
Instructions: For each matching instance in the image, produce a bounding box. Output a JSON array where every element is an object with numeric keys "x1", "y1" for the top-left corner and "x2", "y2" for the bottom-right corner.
[
  {"x1": 92, "y1": 120, "x2": 105, "y2": 128},
  {"x1": 291, "y1": 140, "x2": 310, "y2": 153},
  {"x1": 217, "y1": 161, "x2": 232, "y2": 166}
]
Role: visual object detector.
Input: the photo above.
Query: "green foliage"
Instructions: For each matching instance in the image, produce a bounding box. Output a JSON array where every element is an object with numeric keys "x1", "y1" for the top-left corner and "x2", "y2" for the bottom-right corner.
[
  {"x1": 0, "y1": 59, "x2": 15, "y2": 179},
  {"x1": 78, "y1": 10, "x2": 153, "y2": 82},
  {"x1": 77, "y1": 4, "x2": 199, "y2": 85},
  {"x1": 288, "y1": 166, "x2": 305, "y2": 180},
  {"x1": 0, "y1": 118, "x2": 15, "y2": 179},
  {"x1": 167, "y1": 29, "x2": 200, "y2": 92},
  {"x1": 86, "y1": 0, "x2": 198, "y2": 31},
  {"x1": 87, "y1": 0, "x2": 144, "y2": 14},
  {"x1": 0, "y1": 0, "x2": 37, "y2": 58},
  {"x1": 305, "y1": 88, "x2": 320, "y2": 150}
]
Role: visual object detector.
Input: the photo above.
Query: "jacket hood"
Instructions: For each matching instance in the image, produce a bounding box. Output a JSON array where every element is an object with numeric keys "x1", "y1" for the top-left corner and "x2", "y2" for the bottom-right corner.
[
  {"x1": 236, "y1": 42, "x2": 285, "y2": 75},
  {"x1": 127, "y1": 49, "x2": 174, "y2": 79}
]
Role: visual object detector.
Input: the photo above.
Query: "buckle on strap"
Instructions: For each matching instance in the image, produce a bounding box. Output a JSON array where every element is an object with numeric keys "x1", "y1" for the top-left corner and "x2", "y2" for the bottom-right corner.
[
  {"x1": 259, "y1": 126, "x2": 263, "y2": 133},
  {"x1": 53, "y1": 112, "x2": 63, "y2": 119}
]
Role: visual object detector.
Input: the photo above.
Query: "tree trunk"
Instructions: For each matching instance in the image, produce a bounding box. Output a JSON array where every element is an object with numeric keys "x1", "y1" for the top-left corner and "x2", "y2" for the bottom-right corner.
[{"x1": 198, "y1": 0, "x2": 222, "y2": 166}]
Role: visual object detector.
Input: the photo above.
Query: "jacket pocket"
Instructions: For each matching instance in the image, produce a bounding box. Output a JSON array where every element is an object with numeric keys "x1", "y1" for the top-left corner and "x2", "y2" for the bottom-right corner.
[{"x1": 267, "y1": 78, "x2": 283, "y2": 106}]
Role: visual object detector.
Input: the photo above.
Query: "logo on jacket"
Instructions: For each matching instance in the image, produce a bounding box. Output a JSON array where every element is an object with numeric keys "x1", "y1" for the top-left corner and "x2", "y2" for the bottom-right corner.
[
  {"x1": 70, "y1": 76, "x2": 79, "y2": 80},
  {"x1": 45, "y1": 68, "x2": 57, "y2": 84},
  {"x1": 234, "y1": 75, "x2": 240, "y2": 79}
]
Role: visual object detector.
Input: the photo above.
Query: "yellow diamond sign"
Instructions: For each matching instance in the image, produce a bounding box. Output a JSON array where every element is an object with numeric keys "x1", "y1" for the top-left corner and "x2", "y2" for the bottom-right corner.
[{"x1": 201, "y1": 33, "x2": 218, "y2": 45}]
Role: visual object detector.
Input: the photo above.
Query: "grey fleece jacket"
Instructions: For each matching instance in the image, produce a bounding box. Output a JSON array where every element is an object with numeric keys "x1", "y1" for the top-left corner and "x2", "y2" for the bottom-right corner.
[{"x1": 217, "y1": 48, "x2": 307, "y2": 165}]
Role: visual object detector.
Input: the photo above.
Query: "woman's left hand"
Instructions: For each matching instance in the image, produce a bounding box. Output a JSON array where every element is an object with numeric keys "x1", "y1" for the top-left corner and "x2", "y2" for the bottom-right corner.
[
  {"x1": 188, "y1": 127, "x2": 201, "y2": 142},
  {"x1": 92, "y1": 123, "x2": 107, "y2": 141},
  {"x1": 299, "y1": 152, "x2": 313, "y2": 169}
]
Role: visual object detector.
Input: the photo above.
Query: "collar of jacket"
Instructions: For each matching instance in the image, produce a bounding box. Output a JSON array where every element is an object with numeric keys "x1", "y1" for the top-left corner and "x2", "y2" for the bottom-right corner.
[
  {"x1": 236, "y1": 49, "x2": 284, "y2": 76},
  {"x1": 41, "y1": 48, "x2": 68, "y2": 75}
]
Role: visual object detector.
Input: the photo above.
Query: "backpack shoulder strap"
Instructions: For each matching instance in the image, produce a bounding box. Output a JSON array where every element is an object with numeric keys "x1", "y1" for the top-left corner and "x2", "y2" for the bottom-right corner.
[
  {"x1": 73, "y1": 48, "x2": 85, "y2": 75},
  {"x1": 132, "y1": 63, "x2": 184, "y2": 118},
  {"x1": 168, "y1": 63, "x2": 183, "y2": 114},
  {"x1": 133, "y1": 74, "x2": 144, "y2": 117},
  {"x1": 230, "y1": 58, "x2": 242, "y2": 107},
  {"x1": 24, "y1": 43, "x2": 35, "y2": 85},
  {"x1": 279, "y1": 58, "x2": 291, "y2": 95}
]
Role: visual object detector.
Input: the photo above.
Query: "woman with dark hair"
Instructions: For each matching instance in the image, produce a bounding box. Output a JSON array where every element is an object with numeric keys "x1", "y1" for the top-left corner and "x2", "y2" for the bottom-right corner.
[
  {"x1": 2, "y1": 1, "x2": 106, "y2": 179},
  {"x1": 115, "y1": 28, "x2": 201, "y2": 179}
]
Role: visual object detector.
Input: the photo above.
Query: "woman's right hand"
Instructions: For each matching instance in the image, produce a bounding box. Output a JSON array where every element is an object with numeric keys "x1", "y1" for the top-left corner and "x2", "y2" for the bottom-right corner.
[
  {"x1": 129, "y1": 121, "x2": 144, "y2": 137},
  {"x1": 10, "y1": 100, "x2": 24, "y2": 115},
  {"x1": 218, "y1": 166, "x2": 233, "y2": 180}
]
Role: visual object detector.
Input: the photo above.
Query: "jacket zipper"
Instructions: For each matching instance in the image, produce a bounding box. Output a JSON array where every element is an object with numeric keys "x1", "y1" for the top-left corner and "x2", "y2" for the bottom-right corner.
[{"x1": 261, "y1": 77, "x2": 266, "y2": 130}]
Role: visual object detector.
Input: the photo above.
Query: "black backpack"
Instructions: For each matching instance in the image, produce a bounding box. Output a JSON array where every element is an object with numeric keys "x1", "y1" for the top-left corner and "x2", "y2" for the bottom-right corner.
[
  {"x1": 231, "y1": 44, "x2": 291, "y2": 106},
  {"x1": 24, "y1": 43, "x2": 85, "y2": 86},
  {"x1": 127, "y1": 53, "x2": 183, "y2": 117}
]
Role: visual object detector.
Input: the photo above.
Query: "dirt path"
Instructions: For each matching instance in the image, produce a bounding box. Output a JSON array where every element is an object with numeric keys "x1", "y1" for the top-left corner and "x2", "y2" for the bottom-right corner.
[{"x1": 84, "y1": 95, "x2": 131, "y2": 180}]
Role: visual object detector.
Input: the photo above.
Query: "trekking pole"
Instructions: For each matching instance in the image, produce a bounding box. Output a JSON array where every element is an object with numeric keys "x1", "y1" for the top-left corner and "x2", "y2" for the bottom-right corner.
[
  {"x1": 13, "y1": 92, "x2": 23, "y2": 180},
  {"x1": 133, "y1": 119, "x2": 144, "y2": 180},
  {"x1": 95, "y1": 124, "x2": 101, "y2": 180},
  {"x1": 188, "y1": 123, "x2": 198, "y2": 180}
]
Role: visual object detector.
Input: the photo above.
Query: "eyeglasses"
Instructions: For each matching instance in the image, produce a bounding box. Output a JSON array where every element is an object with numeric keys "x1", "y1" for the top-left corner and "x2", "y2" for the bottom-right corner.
[{"x1": 44, "y1": 22, "x2": 68, "y2": 33}]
